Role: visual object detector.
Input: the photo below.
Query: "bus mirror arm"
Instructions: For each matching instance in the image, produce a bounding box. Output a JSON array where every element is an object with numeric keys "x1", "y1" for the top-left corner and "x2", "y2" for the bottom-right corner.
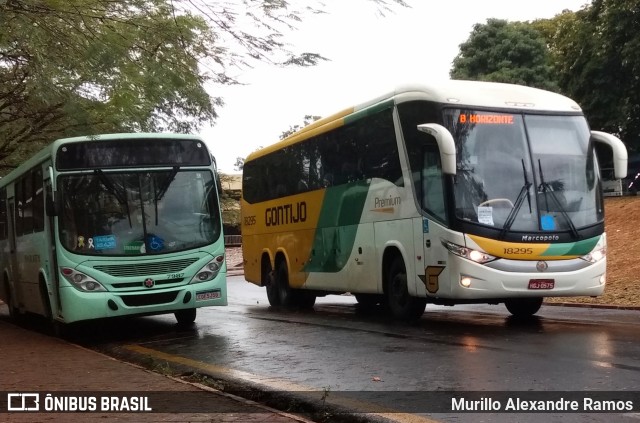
[
  {"x1": 417, "y1": 124, "x2": 457, "y2": 175},
  {"x1": 591, "y1": 131, "x2": 628, "y2": 179}
]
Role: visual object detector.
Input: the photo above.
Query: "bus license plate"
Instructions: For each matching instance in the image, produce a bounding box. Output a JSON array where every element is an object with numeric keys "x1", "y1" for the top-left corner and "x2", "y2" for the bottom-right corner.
[
  {"x1": 196, "y1": 290, "x2": 221, "y2": 301},
  {"x1": 528, "y1": 279, "x2": 554, "y2": 290}
]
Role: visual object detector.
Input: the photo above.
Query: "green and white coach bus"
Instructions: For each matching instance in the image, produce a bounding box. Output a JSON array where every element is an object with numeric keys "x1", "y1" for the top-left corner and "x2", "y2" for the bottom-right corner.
[
  {"x1": 0, "y1": 133, "x2": 227, "y2": 330},
  {"x1": 241, "y1": 80, "x2": 627, "y2": 319}
]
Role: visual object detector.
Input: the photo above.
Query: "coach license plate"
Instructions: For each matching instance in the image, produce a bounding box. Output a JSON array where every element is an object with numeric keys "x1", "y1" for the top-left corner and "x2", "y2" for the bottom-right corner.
[
  {"x1": 528, "y1": 279, "x2": 555, "y2": 290},
  {"x1": 196, "y1": 290, "x2": 221, "y2": 301}
]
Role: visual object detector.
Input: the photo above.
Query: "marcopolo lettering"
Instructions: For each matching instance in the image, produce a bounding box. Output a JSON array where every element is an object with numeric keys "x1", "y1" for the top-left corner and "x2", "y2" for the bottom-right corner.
[{"x1": 265, "y1": 202, "x2": 307, "y2": 226}]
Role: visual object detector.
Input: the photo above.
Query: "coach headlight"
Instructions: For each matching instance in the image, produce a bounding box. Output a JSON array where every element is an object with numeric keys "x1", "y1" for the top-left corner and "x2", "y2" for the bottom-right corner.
[
  {"x1": 580, "y1": 246, "x2": 606, "y2": 263},
  {"x1": 443, "y1": 240, "x2": 497, "y2": 264},
  {"x1": 190, "y1": 255, "x2": 225, "y2": 284},
  {"x1": 60, "y1": 267, "x2": 106, "y2": 292}
]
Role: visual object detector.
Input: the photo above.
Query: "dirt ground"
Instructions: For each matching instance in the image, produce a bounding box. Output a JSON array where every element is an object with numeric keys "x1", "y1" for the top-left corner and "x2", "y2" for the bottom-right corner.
[
  {"x1": 545, "y1": 195, "x2": 640, "y2": 307},
  {"x1": 226, "y1": 196, "x2": 640, "y2": 308}
]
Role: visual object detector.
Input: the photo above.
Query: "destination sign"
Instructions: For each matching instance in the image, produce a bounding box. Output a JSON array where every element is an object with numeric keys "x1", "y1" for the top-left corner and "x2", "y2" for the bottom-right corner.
[{"x1": 459, "y1": 114, "x2": 514, "y2": 124}]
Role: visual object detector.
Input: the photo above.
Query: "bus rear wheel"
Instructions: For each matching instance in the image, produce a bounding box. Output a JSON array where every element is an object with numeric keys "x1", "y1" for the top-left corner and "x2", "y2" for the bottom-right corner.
[
  {"x1": 263, "y1": 262, "x2": 280, "y2": 307},
  {"x1": 275, "y1": 260, "x2": 315, "y2": 309},
  {"x1": 175, "y1": 308, "x2": 197, "y2": 325},
  {"x1": 504, "y1": 297, "x2": 543, "y2": 317},
  {"x1": 386, "y1": 257, "x2": 426, "y2": 320}
]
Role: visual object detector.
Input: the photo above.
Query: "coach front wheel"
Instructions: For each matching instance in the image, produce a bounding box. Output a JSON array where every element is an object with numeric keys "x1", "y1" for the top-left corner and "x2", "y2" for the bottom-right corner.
[
  {"x1": 504, "y1": 297, "x2": 543, "y2": 317},
  {"x1": 175, "y1": 308, "x2": 197, "y2": 325},
  {"x1": 275, "y1": 260, "x2": 315, "y2": 309},
  {"x1": 386, "y1": 257, "x2": 426, "y2": 321}
]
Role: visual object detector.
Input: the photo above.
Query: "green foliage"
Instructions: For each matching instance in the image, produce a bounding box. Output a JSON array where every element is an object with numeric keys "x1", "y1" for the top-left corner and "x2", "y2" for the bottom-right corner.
[
  {"x1": 279, "y1": 114, "x2": 322, "y2": 140},
  {"x1": 534, "y1": 0, "x2": 640, "y2": 153},
  {"x1": 1, "y1": 0, "x2": 409, "y2": 174},
  {"x1": 450, "y1": 19, "x2": 557, "y2": 91}
]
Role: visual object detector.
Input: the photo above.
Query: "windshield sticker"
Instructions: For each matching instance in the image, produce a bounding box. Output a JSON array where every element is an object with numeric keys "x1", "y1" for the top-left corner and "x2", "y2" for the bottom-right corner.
[
  {"x1": 124, "y1": 241, "x2": 146, "y2": 255},
  {"x1": 77, "y1": 236, "x2": 86, "y2": 249},
  {"x1": 92, "y1": 235, "x2": 117, "y2": 250},
  {"x1": 147, "y1": 235, "x2": 165, "y2": 252},
  {"x1": 541, "y1": 214, "x2": 556, "y2": 231},
  {"x1": 477, "y1": 206, "x2": 495, "y2": 226}
]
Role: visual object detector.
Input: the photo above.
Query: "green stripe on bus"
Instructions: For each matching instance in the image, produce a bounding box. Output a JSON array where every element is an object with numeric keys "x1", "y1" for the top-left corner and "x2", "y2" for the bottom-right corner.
[
  {"x1": 541, "y1": 236, "x2": 600, "y2": 257},
  {"x1": 304, "y1": 180, "x2": 370, "y2": 273}
]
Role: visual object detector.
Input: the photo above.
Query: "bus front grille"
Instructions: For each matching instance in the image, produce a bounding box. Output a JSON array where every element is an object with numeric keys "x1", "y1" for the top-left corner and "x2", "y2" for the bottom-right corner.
[
  {"x1": 120, "y1": 292, "x2": 179, "y2": 307},
  {"x1": 94, "y1": 258, "x2": 199, "y2": 277}
]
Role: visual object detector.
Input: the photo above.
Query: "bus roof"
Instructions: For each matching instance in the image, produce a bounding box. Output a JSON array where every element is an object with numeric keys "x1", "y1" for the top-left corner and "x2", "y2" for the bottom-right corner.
[
  {"x1": 245, "y1": 80, "x2": 582, "y2": 162},
  {"x1": 0, "y1": 133, "x2": 204, "y2": 186}
]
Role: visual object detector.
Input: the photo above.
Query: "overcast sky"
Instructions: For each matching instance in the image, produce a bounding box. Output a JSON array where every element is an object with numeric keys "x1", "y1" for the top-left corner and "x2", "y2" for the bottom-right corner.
[{"x1": 201, "y1": 0, "x2": 590, "y2": 174}]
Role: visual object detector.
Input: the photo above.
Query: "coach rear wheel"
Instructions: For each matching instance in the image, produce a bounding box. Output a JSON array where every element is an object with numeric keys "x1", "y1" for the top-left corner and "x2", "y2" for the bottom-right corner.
[
  {"x1": 175, "y1": 308, "x2": 197, "y2": 325},
  {"x1": 386, "y1": 257, "x2": 426, "y2": 321},
  {"x1": 504, "y1": 297, "x2": 543, "y2": 317},
  {"x1": 355, "y1": 293, "x2": 383, "y2": 308},
  {"x1": 263, "y1": 261, "x2": 280, "y2": 307},
  {"x1": 275, "y1": 260, "x2": 315, "y2": 309}
]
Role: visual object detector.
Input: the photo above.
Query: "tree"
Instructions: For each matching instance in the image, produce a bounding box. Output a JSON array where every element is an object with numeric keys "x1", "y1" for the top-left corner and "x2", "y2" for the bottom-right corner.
[
  {"x1": 279, "y1": 114, "x2": 322, "y2": 140},
  {"x1": 450, "y1": 18, "x2": 557, "y2": 91},
  {"x1": 534, "y1": 1, "x2": 640, "y2": 153},
  {"x1": 0, "y1": 0, "x2": 408, "y2": 173}
]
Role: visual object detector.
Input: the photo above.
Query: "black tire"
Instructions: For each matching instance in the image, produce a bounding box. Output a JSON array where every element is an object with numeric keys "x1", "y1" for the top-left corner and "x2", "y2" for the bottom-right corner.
[
  {"x1": 263, "y1": 261, "x2": 280, "y2": 307},
  {"x1": 41, "y1": 281, "x2": 68, "y2": 338},
  {"x1": 296, "y1": 292, "x2": 316, "y2": 309},
  {"x1": 504, "y1": 297, "x2": 543, "y2": 317},
  {"x1": 175, "y1": 308, "x2": 197, "y2": 325},
  {"x1": 275, "y1": 260, "x2": 315, "y2": 309},
  {"x1": 386, "y1": 257, "x2": 426, "y2": 321},
  {"x1": 5, "y1": 283, "x2": 20, "y2": 321},
  {"x1": 275, "y1": 260, "x2": 296, "y2": 307},
  {"x1": 354, "y1": 293, "x2": 383, "y2": 307}
]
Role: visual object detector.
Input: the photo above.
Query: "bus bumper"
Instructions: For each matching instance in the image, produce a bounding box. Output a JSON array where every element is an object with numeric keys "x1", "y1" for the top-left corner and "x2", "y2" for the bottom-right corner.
[
  {"x1": 438, "y1": 256, "x2": 606, "y2": 300},
  {"x1": 56, "y1": 274, "x2": 227, "y2": 323}
]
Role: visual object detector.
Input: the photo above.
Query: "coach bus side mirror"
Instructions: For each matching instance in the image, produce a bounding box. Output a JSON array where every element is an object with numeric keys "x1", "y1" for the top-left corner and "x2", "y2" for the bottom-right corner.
[
  {"x1": 591, "y1": 131, "x2": 628, "y2": 179},
  {"x1": 417, "y1": 124, "x2": 457, "y2": 175}
]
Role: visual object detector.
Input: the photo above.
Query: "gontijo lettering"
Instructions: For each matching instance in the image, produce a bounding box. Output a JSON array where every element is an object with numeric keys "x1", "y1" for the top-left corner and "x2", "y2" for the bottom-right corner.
[{"x1": 265, "y1": 201, "x2": 307, "y2": 226}]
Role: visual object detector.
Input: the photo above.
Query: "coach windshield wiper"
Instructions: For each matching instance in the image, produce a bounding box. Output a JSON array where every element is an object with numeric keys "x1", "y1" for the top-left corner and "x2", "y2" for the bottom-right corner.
[
  {"x1": 499, "y1": 159, "x2": 532, "y2": 240},
  {"x1": 94, "y1": 169, "x2": 132, "y2": 228},
  {"x1": 153, "y1": 166, "x2": 179, "y2": 226},
  {"x1": 537, "y1": 160, "x2": 579, "y2": 239}
]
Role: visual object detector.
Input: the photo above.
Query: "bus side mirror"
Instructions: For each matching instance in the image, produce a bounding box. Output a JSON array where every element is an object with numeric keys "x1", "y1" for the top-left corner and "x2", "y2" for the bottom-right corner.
[
  {"x1": 46, "y1": 191, "x2": 61, "y2": 217},
  {"x1": 591, "y1": 131, "x2": 628, "y2": 179},
  {"x1": 417, "y1": 124, "x2": 457, "y2": 175}
]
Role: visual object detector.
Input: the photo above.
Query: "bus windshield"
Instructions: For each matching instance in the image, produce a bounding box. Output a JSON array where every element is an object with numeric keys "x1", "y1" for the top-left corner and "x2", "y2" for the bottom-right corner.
[
  {"x1": 59, "y1": 170, "x2": 221, "y2": 255},
  {"x1": 444, "y1": 110, "x2": 603, "y2": 233}
]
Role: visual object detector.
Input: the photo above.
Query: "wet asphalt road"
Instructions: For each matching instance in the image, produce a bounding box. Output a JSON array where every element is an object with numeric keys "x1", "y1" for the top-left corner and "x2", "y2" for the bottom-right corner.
[{"x1": 7, "y1": 276, "x2": 640, "y2": 422}]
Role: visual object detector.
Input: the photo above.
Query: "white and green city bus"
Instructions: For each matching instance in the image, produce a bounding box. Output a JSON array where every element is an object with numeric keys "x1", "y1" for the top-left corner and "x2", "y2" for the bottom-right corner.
[
  {"x1": 0, "y1": 133, "x2": 227, "y2": 330},
  {"x1": 241, "y1": 80, "x2": 628, "y2": 319}
]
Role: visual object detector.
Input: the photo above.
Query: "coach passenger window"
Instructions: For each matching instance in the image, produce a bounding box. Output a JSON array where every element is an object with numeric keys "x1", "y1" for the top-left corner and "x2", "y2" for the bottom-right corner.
[
  {"x1": 359, "y1": 109, "x2": 403, "y2": 186},
  {"x1": 15, "y1": 178, "x2": 23, "y2": 236}
]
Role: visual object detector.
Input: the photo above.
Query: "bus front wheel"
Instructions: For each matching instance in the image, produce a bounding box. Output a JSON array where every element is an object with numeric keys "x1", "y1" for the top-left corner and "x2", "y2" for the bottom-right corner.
[
  {"x1": 386, "y1": 257, "x2": 426, "y2": 320},
  {"x1": 504, "y1": 297, "x2": 543, "y2": 317},
  {"x1": 175, "y1": 308, "x2": 197, "y2": 325}
]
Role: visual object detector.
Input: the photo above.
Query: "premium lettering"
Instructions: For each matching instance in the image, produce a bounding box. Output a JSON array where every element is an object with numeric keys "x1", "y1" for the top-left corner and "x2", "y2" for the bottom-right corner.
[
  {"x1": 265, "y1": 202, "x2": 307, "y2": 226},
  {"x1": 375, "y1": 196, "x2": 401, "y2": 208}
]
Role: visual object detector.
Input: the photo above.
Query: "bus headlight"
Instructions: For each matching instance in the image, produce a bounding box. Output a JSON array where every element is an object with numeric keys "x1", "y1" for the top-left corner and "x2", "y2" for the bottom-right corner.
[
  {"x1": 443, "y1": 241, "x2": 496, "y2": 264},
  {"x1": 190, "y1": 255, "x2": 225, "y2": 284},
  {"x1": 580, "y1": 246, "x2": 606, "y2": 263},
  {"x1": 60, "y1": 267, "x2": 106, "y2": 292}
]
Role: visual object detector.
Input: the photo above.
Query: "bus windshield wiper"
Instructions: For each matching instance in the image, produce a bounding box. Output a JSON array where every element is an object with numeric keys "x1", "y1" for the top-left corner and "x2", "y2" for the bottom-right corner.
[
  {"x1": 537, "y1": 159, "x2": 579, "y2": 239},
  {"x1": 153, "y1": 166, "x2": 179, "y2": 226},
  {"x1": 499, "y1": 159, "x2": 532, "y2": 240},
  {"x1": 94, "y1": 169, "x2": 132, "y2": 228}
]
